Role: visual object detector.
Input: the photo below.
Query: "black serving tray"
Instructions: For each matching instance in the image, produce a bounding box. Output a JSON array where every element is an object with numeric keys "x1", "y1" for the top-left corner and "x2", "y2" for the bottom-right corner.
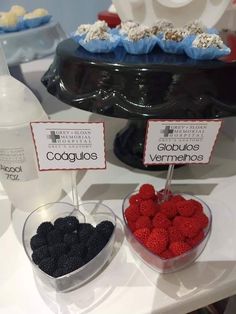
[{"x1": 42, "y1": 36, "x2": 236, "y2": 170}]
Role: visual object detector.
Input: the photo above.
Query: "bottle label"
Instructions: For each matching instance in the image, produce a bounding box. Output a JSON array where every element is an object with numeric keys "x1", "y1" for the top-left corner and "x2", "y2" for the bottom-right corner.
[{"x1": 0, "y1": 128, "x2": 38, "y2": 182}]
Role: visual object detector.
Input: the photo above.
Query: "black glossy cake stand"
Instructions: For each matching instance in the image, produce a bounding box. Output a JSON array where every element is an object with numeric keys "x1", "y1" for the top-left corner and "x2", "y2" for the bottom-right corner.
[{"x1": 42, "y1": 38, "x2": 236, "y2": 170}]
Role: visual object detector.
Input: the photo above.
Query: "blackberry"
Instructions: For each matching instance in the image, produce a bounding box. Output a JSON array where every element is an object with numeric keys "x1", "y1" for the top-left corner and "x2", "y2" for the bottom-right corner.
[
  {"x1": 49, "y1": 243, "x2": 67, "y2": 259},
  {"x1": 86, "y1": 231, "x2": 107, "y2": 258},
  {"x1": 96, "y1": 221, "x2": 114, "y2": 241},
  {"x1": 68, "y1": 243, "x2": 87, "y2": 259},
  {"x1": 78, "y1": 223, "x2": 95, "y2": 244},
  {"x1": 47, "y1": 229, "x2": 63, "y2": 246},
  {"x1": 63, "y1": 233, "x2": 79, "y2": 247},
  {"x1": 39, "y1": 257, "x2": 56, "y2": 276},
  {"x1": 30, "y1": 234, "x2": 47, "y2": 250},
  {"x1": 54, "y1": 216, "x2": 79, "y2": 234},
  {"x1": 32, "y1": 245, "x2": 49, "y2": 265},
  {"x1": 60, "y1": 256, "x2": 84, "y2": 274},
  {"x1": 57, "y1": 254, "x2": 69, "y2": 268},
  {"x1": 37, "y1": 222, "x2": 54, "y2": 236},
  {"x1": 53, "y1": 268, "x2": 66, "y2": 278}
]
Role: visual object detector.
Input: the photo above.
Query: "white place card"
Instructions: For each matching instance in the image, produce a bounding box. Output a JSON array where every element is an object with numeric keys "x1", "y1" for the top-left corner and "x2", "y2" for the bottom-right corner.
[
  {"x1": 144, "y1": 119, "x2": 222, "y2": 165},
  {"x1": 30, "y1": 122, "x2": 106, "y2": 170}
]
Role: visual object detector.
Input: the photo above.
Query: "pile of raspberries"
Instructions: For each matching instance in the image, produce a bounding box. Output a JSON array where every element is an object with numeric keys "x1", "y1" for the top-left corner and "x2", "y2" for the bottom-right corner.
[
  {"x1": 30, "y1": 216, "x2": 114, "y2": 278},
  {"x1": 124, "y1": 184, "x2": 209, "y2": 259}
]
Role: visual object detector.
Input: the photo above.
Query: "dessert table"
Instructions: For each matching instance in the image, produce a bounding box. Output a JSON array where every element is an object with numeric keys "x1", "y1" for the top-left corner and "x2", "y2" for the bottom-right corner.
[{"x1": 1, "y1": 58, "x2": 236, "y2": 314}]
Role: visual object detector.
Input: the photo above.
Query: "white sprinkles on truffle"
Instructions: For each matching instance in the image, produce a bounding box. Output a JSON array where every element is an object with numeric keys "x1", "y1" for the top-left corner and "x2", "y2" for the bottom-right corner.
[
  {"x1": 184, "y1": 20, "x2": 206, "y2": 35},
  {"x1": 120, "y1": 20, "x2": 139, "y2": 35},
  {"x1": 164, "y1": 28, "x2": 189, "y2": 42},
  {"x1": 192, "y1": 34, "x2": 224, "y2": 49},
  {"x1": 151, "y1": 19, "x2": 174, "y2": 35},
  {"x1": 127, "y1": 25, "x2": 153, "y2": 41}
]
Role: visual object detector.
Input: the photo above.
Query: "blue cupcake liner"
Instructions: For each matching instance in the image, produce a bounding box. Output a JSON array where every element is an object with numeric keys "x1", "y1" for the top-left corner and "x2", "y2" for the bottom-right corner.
[
  {"x1": 185, "y1": 45, "x2": 231, "y2": 60},
  {"x1": 71, "y1": 32, "x2": 86, "y2": 44},
  {"x1": 23, "y1": 15, "x2": 51, "y2": 29},
  {"x1": 79, "y1": 35, "x2": 120, "y2": 53},
  {"x1": 122, "y1": 36, "x2": 157, "y2": 55},
  {"x1": 0, "y1": 18, "x2": 24, "y2": 32},
  {"x1": 157, "y1": 37, "x2": 187, "y2": 55}
]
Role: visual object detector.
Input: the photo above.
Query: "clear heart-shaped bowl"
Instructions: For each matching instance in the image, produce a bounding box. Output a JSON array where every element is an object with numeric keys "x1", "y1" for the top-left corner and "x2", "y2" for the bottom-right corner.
[
  {"x1": 122, "y1": 193, "x2": 212, "y2": 273},
  {"x1": 22, "y1": 201, "x2": 116, "y2": 292}
]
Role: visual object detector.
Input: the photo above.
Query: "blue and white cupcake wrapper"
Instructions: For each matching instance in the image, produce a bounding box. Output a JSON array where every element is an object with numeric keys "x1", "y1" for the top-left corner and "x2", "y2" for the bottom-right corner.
[
  {"x1": 0, "y1": 19, "x2": 24, "y2": 32},
  {"x1": 79, "y1": 35, "x2": 120, "y2": 53},
  {"x1": 185, "y1": 45, "x2": 231, "y2": 60},
  {"x1": 157, "y1": 37, "x2": 187, "y2": 55},
  {"x1": 122, "y1": 36, "x2": 157, "y2": 55},
  {"x1": 71, "y1": 32, "x2": 86, "y2": 44},
  {"x1": 23, "y1": 15, "x2": 52, "y2": 29}
]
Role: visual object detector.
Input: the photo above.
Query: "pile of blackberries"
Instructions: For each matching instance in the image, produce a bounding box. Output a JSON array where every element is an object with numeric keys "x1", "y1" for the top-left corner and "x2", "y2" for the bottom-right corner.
[{"x1": 30, "y1": 216, "x2": 114, "y2": 278}]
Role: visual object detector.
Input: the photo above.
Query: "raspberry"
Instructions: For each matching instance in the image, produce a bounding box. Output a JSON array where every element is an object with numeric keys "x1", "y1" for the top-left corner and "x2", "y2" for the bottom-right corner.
[
  {"x1": 177, "y1": 200, "x2": 195, "y2": 217},
  {"x1": 146, "y1": 229, "x2": 168, "y2": 254},
  {"x1": 189, "y1": 199, "x2": 203, "y2": 214},
  {"x1": 68, "y1": 243, "x2": 87, "y2": 259},
  {"x1": 129, "y1": 194, "x2": 142, "y2": 206},
  {"x1": 139, "y1": 184, "x2": 156, "y2": 200},
  {"x1": 125, "y1": 205, "x2": 140, "y2": 222},
  {"x1": 168, "y1": 226, "x2": 185, "y2": 243},
  {"x1": 32, "y1": 245, "x2": 49, "y2": 265},
  {"x1": 172, "y1": 216, "x2": 183, "y2": 227},
  {"x1": 170, "y1": 241, "x2": 191, "y2": 257},
  {"x1": 170, "y1": 194, "x2": 186, "y2": 203},
  {"x1": 60, "y1": 256, "x2": 84, "y2": 274},
  {"x1": 178, "y1": 217, "x2": 201, "y2": 238},
  {"x1": 152, "y1": 213, "x2": 171, "y2": 229},
  {"x1": 160, "y1": 250, "x2": 174, "y2": 259},
  {"x1": 96, "y1": 221, "x2": 114, "y2": 241},
  {"x1": 193, "y1": 213, "x2": 209, "y2": 229},
  {"x1": 140, "y1": 199, "x2": 157, "y2": 217},
  {"x1": 86, "y1": 231, "x2": 107, "y2": 259},
  {"x1": 151, "y1": 227, "x2": 168, "y2": 238},
  {"x1": 187, "y1": 230, "x2": 205, "y2": 247},
  {"x1": 54, "y1": 216, "x2": 79, "y2": 234},
  {"x1": 63, "y1": 233, "x2": 79, "y2": 247},
  {"x1": 134, "y1": 228, "x2": 151, "y2": 245},
  {"x1": 37, "y1": 222, "x2": 54, "y2": 236},
  {"x1": 49, "y1": 243, "x2": 67, "y2": 259},
  {"x1": 135, "y1": 216, "x2": 152, "y2": 230},
  {"x1": 39, "y1": 257, "x2": 56, "y2": 276},
  {"x1": 30, "y1": 234, "x2": 47, "y2": 250},
  {"x1": 78, "y1": 223, "x2": 95, "y2": 243},
  {"x1": 47, "y1": 229, "x2": 63, "y2": 246},
  {"x1": 160, "y1": 201, "x2": 178, "y2": 219}
]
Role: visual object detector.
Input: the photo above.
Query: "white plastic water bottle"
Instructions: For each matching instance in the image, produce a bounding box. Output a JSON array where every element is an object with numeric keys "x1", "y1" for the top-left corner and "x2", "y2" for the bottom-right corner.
[{"x1": 0, "y1": 45, "x2": 63, "y2": 210}]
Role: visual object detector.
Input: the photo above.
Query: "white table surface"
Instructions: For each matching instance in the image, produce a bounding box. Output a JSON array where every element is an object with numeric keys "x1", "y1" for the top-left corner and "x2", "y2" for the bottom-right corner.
[{"x1": 1, "y1": 58, "x2": 236, "y2": 314}]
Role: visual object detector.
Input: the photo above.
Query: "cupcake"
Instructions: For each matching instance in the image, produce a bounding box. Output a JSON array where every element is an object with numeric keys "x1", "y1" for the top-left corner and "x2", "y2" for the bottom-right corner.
[
  {"x1": 10, "y1": 5, "x2": 26, "y2": 17},
  {"x1": 184, "y1": 20, "x2": 205, "y2": 35},
  {"x1": 185, "y1": 33, "x2": 231, "y2": 60},
  {"x1": 79, "y1": 23, "x2": 119, "y2": 53},
  {"x1": 122, "y1": 25, "x2": 157, "y2": 55},
  {"x1": 0, "y1": 12, "x2": 19, "y2": 31},
  {"x1": 23, "y1": 8, "x2": 51, "y2": 28},
  {"x1": 158, "y1": 28, "x2": 189, "y2": 54},
  {"x1": 119, "y1": 20, "x2": 139, "y2": 35},
  {"x1": 151, "y1": 19, "x2": 174, "y2": 36}
]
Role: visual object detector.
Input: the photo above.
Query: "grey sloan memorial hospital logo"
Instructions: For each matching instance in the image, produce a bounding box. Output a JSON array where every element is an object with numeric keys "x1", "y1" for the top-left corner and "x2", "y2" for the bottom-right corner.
[
  {"x1": 159, "y1": 123, "x2": 206, "y2": 142},
  {"x1": 44, "y1": 128, "x2": 98, "y2": 162},
  {"x1": 47, "y1": 131, "x2": 60, "y2": 143},
  {"x1": 161, "y1": 126, "x2": 174, "y2": 137}
]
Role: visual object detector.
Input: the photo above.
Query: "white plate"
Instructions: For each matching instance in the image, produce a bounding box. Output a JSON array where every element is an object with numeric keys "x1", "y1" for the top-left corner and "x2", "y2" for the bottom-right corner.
[{"x1": 113, "y1": 0, "x2": 231, "y2": 28}]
